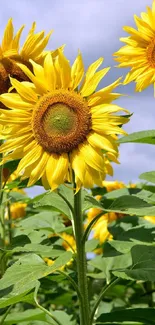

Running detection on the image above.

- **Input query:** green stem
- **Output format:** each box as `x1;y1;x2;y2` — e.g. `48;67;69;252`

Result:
7;201;12;245
58;191;74;217
57;270;82;301
73;185;90;325
90;277;119;325
34;283;63;325
0;306;12;325
83;212;104;244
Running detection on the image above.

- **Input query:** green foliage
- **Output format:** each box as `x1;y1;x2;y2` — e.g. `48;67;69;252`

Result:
96;308;155;324
139;171;155;184
2;175;155;324
118;130;155;145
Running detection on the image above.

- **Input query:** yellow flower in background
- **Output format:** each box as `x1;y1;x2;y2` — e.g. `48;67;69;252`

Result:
10;202;27;220
86;181;136;249
0;18;57;100
93;212;123;244
144;216;155;224
0;51;129;191
102;180;125;192
61;233;76;252
114;0;155;93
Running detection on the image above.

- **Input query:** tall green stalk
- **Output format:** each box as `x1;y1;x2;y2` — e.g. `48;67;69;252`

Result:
73;184;90;325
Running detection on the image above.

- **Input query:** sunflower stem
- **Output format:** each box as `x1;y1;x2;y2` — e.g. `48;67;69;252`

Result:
73;184;90;325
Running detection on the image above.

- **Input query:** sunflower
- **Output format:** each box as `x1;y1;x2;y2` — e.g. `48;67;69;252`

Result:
102;180;125;192
0;18;55;97
9;202;27;220
61;233;76;252
0;50;129;191
113;0;155;93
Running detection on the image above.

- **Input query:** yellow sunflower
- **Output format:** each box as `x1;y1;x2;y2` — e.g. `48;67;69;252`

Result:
0;50;129;191
10;202;27;220
102;180;125;192
0;18;56;97
114;0;155;92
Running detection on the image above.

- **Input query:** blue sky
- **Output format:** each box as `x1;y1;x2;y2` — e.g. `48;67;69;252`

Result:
0;0;154;196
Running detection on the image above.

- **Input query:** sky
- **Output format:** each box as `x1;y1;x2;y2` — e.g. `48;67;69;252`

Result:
0;0;154;196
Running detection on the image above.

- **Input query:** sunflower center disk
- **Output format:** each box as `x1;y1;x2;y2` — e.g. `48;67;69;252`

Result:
44;103;78;137
147;40;155;67
32;90;91;153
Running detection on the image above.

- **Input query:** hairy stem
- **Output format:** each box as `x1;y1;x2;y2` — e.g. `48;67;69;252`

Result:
73;185;90;325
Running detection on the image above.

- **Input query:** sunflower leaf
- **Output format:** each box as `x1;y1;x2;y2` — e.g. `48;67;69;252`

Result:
118;129;155;145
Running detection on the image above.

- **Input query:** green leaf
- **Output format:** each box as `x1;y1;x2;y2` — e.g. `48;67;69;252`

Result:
0;251;72;308
113;245;155;282
33;192;72;219
8;190;28;202
0;309;47;324
104;187;135;199
85;238;100;252
96;308;155;324
118;130;155;145
46;310;76;325
3;159;20;174
84;194;155;216
12;243;66;258
109;240;153;254
139;171;155;184
126;245;155;282
83;195;103;212
18;211;65;233
88;253;131;283
105;195;155;216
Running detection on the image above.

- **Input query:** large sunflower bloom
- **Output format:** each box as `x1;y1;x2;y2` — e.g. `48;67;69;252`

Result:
0;18;54;96
114;0;155;93
0;51;129;191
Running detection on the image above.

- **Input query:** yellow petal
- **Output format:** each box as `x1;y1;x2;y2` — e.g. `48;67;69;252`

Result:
79;143;104;172
0;93;33;110
87;132;117;153
29;31;53;60
70;52;84;90
85;165;103;187
12;25;25;50
0;134;33;153
2;19;13;52
16;143;42;174
44;53;56;90
81;67;110;97
41;172;50;190
29;60;48;89
17;63;47;94
28;151;50;186
70;149;86;183
91;104;129;115
10;77;38;103
46;153;69;190
58;50;71;88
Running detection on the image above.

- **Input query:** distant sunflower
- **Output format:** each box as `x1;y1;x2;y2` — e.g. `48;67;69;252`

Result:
0;51;129;191
0;18;55;98
114;0;155;93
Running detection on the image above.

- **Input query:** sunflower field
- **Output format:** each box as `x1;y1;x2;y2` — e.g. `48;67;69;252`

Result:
1;1;155;324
